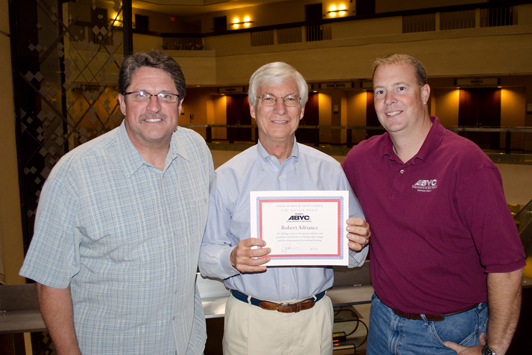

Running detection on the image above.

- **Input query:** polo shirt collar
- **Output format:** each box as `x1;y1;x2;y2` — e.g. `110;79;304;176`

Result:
115;121;181;177
381;116;444;164
381;131;395;160
414;116;445;162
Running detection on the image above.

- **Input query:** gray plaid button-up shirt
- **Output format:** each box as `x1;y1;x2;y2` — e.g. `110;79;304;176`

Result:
21;122;213;354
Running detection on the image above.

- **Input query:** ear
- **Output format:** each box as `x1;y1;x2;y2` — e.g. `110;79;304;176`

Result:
177;98;184;115
421;84;431;105
249;102;256;120
118;94;127;116
299;105;305;120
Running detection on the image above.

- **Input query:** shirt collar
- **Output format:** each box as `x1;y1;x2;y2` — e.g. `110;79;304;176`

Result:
115;121;182;177
381;116;444;163
381;131;394;160
172;128;189;162
257;137;299;162
415;116;445;162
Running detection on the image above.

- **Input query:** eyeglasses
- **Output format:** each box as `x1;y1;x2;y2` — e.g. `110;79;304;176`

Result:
125;91;180;103
257;94;301;107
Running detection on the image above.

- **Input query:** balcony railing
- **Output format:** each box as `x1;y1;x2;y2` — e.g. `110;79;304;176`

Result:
180;124;532;156
251;30;274;46
440;9;476;30
67;3;526;52
277;27;302;45
404;6;518;33
480;6;518;27
403;13;436;33
250;24;332;47
162;37;203;50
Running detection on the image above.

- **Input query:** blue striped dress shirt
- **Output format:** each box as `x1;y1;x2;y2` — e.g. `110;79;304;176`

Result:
199;139;367;302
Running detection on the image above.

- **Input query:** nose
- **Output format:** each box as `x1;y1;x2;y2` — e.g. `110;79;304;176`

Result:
146;95;162;112
272;97;287;115
384;92;396;106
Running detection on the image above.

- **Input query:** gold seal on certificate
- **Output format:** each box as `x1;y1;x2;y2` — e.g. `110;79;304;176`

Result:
250;190;350;266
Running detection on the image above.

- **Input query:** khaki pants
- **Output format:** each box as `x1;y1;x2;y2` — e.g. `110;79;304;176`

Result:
222;293;333;355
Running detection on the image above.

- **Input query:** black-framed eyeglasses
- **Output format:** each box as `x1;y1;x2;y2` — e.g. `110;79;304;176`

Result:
257;94;301;107
125;91;180;103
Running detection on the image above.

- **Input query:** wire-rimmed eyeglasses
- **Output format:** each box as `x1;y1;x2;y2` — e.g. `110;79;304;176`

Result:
125;91;180;103
256;94;301;107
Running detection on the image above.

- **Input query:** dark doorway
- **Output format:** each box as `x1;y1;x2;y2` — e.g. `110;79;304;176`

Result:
306;3;322;22
135;14;149;32
214;16;227;33
306;4;323;41
357;0;376;16
297;93;319;145
458;88;501;150
227;95;252;142
366;92;381;138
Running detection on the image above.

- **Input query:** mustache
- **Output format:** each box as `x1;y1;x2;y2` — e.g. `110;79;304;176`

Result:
139;112;168;121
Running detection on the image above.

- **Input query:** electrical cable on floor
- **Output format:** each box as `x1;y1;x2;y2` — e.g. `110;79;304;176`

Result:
333;306;369;354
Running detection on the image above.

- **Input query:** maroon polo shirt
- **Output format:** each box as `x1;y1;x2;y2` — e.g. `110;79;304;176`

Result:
343;116;525;314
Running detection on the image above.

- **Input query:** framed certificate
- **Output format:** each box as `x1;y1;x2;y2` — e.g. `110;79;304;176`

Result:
250;190;349;266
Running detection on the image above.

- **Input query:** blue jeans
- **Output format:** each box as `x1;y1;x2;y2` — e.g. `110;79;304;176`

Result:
367;293;488;355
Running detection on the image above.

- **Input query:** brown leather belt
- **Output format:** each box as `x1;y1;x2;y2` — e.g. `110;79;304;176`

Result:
258;299;316;313
392;303;480;321
231;289;325;313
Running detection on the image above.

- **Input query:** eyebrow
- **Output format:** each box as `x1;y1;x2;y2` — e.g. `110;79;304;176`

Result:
374;81;411;89
262;92;299;96
134;89;178;94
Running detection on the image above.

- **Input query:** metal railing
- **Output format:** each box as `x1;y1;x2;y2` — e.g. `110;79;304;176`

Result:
278;27;302;44
403;13;436;33
250;24;331;47
480;6;518;27
440;9;476;30
162;37;204;50
515;199;532;257
181;124;532;155
404;6;518;33
251;30;274;46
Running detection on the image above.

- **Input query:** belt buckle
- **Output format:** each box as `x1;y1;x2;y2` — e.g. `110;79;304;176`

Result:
277;302;300;313
276;302;290;312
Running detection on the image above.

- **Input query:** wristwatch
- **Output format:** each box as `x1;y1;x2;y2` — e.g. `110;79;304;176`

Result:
482;344;497;355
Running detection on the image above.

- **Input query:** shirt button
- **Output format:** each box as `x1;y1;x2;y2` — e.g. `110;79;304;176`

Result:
400;170;404;174
279;176;282;181
283;284;287;288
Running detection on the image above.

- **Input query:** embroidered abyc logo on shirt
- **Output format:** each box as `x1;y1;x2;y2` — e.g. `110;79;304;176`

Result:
412;179;438;192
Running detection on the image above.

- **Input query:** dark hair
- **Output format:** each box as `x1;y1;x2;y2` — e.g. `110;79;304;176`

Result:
372;54;427;86
118;50;186;99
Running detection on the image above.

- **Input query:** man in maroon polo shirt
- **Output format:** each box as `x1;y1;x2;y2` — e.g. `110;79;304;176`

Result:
342;54;525;355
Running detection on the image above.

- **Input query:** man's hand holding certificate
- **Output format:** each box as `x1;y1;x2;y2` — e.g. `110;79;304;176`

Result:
248;191;370;267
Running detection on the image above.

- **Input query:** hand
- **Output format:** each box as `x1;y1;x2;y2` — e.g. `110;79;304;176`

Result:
444;333;486;355
230;238;271;273
346;218;370;252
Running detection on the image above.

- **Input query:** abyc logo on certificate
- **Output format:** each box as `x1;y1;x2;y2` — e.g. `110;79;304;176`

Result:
287;213;311;222
412;179;438;192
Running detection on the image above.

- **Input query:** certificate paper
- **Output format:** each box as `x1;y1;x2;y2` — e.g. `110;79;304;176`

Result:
250;190;349;266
